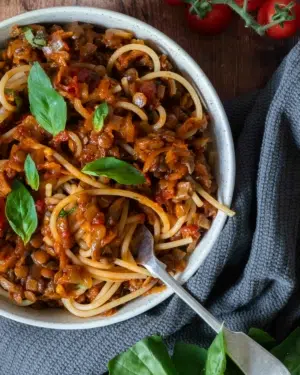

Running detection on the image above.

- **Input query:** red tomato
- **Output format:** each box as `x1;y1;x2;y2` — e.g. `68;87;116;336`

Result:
0;198;7;237
65;76;79;97
294;3;300;29
181;224;200;240
258;0;297;39
91;212;105;225
185;4;233;35
35;199;45;216
164;0;182;4
234;0;266;11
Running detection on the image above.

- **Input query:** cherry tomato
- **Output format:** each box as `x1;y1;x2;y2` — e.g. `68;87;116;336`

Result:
234;0;266;11
185;4;233;35
258;0;297;39
164;0;183;5
294;3;300;29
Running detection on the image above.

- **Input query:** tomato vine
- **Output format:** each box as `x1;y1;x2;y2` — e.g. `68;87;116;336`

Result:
184;0;296;35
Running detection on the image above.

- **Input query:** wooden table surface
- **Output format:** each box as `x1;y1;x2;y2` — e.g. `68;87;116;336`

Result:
0;0;298;100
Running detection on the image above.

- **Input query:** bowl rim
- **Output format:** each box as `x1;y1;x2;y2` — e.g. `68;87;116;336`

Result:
0;6;235;329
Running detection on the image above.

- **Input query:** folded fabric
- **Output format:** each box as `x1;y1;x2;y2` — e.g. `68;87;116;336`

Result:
1;42;300;375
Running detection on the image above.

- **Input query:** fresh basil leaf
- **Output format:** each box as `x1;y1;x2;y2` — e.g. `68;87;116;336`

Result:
224;358;243;375
248;328;276;350
24;154;39;191
29;62;52;89
82;157;146;185
59;206;77;218
271;327;300;374
173;342;207;375
23;27;35;46
108;335;177;375
93;102;109;131
33;30;47;47
28;62;67;136
5;180;38;244
205;329;226;375
23;27;46;49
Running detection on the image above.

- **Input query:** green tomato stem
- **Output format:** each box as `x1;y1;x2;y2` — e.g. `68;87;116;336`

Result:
211;0;265;34
243;0;248;14
259;18;288;32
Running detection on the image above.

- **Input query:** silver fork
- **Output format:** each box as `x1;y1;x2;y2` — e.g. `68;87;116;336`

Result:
136;225;290;375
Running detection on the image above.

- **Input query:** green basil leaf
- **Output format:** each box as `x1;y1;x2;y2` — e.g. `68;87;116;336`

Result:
173;342;207;375
5;180;38;244
33;32;47;47
28;62;67;136
93;102;109;131
23;27;35;46
29;62;52;89
205;329;226;375
23;27;46;49
24;154;39;191
224;358;243;375
248;328;276;350
108;335;177;375
82;157;146;185
59;206;77;218
271;327;300;374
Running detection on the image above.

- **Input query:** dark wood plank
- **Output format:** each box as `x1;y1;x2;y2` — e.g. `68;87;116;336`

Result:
0;0;297;99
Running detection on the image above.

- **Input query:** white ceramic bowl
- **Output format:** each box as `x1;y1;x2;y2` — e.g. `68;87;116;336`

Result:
0;6;235;329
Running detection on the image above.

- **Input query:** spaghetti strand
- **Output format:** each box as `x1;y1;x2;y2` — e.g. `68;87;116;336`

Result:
107;44;160;74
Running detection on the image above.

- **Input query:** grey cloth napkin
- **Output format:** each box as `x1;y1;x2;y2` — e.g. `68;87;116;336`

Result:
1;41;300;375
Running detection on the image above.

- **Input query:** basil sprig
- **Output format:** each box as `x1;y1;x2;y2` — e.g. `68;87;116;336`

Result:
5;180;38;244
173;342;207;375
93;102;109;132
248;328;276;350
271;327;300;374
81;157;146;185
23;27;46;49
108;327;300;375
24;154;39;191
28;62;67;136
108;336;177;375
205;329;226;375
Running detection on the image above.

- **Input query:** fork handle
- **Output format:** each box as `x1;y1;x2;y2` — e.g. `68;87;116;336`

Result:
146;260;223;333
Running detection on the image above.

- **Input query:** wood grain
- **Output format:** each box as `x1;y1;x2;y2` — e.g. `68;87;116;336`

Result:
0;0;297;99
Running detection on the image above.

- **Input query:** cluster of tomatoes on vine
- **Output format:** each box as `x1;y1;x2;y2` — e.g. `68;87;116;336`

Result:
165;0;300;38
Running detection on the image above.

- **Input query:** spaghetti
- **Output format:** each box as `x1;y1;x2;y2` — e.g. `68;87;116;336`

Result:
0;22;234;318
107;43;161;74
